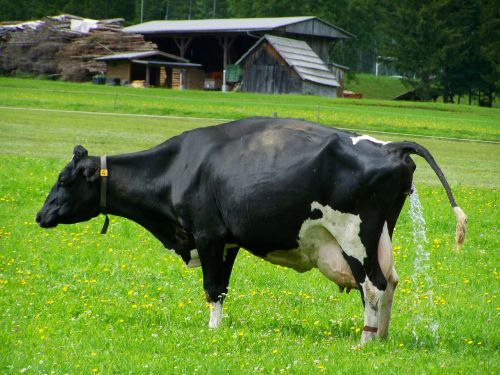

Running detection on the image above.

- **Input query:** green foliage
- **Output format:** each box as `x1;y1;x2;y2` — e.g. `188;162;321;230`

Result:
382;0;499;105
0;85;499;373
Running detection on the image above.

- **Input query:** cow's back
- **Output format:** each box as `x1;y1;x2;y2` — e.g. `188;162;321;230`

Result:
168;118;406;253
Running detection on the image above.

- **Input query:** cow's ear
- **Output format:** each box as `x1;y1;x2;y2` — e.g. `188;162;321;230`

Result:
81;160;100;182
73;145;88;162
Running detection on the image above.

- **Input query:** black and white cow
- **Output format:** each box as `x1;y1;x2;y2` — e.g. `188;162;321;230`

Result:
36;117;466;343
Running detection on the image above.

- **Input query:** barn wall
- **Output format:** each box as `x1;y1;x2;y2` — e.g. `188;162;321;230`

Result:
172;68;205;89
240;44;303;94
296;36;331;62
186;68;205;89
105;60;130;83
302;81;337;98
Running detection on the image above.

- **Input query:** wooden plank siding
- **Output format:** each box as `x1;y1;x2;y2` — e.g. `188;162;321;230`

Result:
105;60;131;83
283;19;352;40
240;44;302;94
238;36;338;97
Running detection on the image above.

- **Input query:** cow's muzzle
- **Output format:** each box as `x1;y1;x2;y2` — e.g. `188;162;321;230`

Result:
36;210;58;228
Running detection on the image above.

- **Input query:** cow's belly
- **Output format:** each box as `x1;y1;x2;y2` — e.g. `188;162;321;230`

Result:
263;202;394;290
263;233;357;290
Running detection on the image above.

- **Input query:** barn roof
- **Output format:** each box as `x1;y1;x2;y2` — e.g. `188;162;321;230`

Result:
124;16;354;40
95;50;188;62
236;34;340;88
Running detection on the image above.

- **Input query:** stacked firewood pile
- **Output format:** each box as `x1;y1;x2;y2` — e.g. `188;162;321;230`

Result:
58;30;157;81
0;14;156;81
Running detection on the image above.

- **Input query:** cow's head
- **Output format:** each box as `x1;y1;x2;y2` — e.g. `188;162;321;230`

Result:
36;146;101;228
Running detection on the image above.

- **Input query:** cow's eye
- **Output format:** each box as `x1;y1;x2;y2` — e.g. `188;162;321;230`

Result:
58;176;67;186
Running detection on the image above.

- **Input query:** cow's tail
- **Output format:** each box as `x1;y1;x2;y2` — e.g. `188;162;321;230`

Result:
389;141;467;250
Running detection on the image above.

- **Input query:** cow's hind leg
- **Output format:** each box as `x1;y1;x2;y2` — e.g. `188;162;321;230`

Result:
359;273;386;344
197;238;239;328
342;217;388;344
375;221;398;338
378;268;398;338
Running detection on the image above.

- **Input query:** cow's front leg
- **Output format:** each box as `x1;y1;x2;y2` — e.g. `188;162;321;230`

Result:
197;238;238;328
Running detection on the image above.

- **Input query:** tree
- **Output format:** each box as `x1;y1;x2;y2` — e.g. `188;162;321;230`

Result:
328;0;385;72
381;0;446;100
477;0;500;106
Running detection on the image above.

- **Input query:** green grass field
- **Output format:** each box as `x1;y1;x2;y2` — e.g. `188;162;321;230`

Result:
0;78;499;374
1;77;499;141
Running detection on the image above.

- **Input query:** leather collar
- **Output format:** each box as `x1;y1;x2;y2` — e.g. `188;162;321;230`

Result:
99;155;110;234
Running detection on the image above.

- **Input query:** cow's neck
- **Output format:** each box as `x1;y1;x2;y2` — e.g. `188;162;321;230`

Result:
102;151;188;251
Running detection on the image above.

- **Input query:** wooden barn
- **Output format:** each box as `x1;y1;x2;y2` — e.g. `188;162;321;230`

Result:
123;16;353;95
95;50;202;88
236;34;340;97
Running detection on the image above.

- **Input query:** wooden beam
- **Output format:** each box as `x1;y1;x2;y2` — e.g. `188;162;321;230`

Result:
218;36;236;70
173;37;193;58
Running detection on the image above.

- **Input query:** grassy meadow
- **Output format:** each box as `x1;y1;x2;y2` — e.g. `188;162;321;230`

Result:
0;78;499;374
0;77;499;142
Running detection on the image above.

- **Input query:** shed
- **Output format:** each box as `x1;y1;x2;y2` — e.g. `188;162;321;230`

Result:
124;17;353;92
236;35;340;97
95;50;202;88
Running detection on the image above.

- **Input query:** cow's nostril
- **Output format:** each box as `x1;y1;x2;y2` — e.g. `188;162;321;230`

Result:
36;213;42;224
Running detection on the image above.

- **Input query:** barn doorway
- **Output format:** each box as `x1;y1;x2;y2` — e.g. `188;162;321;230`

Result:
130;63;161;87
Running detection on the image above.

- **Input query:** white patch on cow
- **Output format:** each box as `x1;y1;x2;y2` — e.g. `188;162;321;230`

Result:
186;249;201;268
263;202;366;289
351;135;390;146
208;301;222;328
306;202;367;264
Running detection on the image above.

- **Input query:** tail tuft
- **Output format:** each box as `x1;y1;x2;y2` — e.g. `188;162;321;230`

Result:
453;206;467;251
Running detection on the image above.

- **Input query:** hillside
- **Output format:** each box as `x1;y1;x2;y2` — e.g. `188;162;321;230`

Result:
344;73;408;100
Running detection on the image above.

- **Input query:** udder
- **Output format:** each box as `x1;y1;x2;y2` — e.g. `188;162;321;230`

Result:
316;239;358;290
